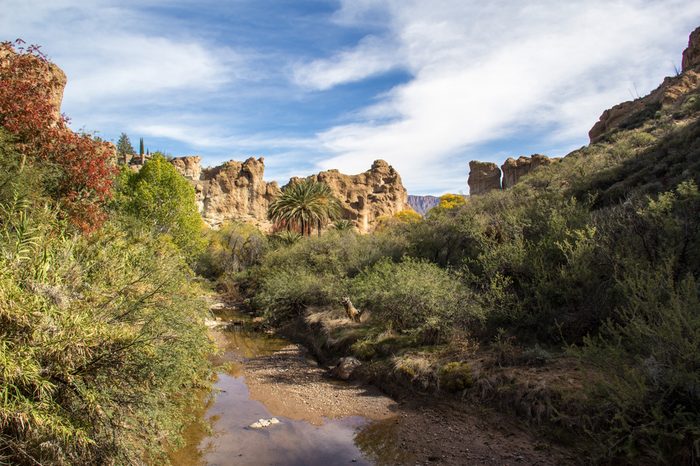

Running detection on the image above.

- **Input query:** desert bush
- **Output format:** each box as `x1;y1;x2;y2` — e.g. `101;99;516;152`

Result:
351;258;481;343
0;204;211;465
577;269;700;463
252;267;347;323
258;229;407;279
197;221;267;279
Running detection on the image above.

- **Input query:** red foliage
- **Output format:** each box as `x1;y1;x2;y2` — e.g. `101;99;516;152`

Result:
0;40;116;232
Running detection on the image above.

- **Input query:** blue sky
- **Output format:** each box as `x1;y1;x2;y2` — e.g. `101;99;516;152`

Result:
2;0;699;194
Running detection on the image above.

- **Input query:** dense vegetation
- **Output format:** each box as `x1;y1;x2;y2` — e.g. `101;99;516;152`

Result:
218;87;700;463
0;43;211;465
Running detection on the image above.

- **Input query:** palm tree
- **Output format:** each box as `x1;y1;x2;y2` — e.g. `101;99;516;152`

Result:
268;179;341;236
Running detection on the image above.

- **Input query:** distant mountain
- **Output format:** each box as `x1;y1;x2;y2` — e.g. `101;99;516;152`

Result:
407;195;440;215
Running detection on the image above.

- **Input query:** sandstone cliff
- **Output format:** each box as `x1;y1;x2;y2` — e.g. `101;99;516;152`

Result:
171;156;280;229
468;154;555;195
589;26;700;142
468;161;501;195
172;157;409;232
170;155;202;181
289;160;409;233
501;154;553;189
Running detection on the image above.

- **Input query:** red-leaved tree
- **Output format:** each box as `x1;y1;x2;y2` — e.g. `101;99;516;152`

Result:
0;40;116;232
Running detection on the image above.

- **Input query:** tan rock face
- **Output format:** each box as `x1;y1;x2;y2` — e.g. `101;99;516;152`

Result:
589;26;700;142
683;26;700;72
170;155;202;180
0;46;67;121
296;159;409;233
501;154;552;189
172;157;408;232
468;161;501;195
171;156;280;230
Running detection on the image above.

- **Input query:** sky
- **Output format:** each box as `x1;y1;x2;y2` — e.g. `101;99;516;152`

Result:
2;0;699;194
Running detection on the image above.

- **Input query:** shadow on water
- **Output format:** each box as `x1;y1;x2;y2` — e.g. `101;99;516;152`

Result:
168;307;412;466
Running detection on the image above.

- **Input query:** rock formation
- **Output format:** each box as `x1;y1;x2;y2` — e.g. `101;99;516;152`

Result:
0;45;67;121
682;26;700;72
170;155;202;181
501;154;552;189
589;26;700;142
171;156;280;229
291;160;409;233
407;195;440;215
468;161;501;195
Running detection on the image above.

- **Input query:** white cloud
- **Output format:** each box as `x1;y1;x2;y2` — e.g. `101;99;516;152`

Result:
0;0;238;117
293;35;403;90
296;0;700;193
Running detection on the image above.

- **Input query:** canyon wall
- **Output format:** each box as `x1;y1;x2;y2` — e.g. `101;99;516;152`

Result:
407;195;440;215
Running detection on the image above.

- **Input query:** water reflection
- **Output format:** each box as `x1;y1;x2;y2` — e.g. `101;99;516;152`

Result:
169;309;383;466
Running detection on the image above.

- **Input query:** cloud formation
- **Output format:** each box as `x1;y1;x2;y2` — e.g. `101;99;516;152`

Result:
3;1;700;193
294;0;700;192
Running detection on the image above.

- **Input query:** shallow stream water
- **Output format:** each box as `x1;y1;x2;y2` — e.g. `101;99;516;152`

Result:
168;308;409;466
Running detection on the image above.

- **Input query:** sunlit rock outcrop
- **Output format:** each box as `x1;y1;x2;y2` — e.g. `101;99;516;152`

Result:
589;26;700;142
501;154;553;189
467;161;501;195
288;159;409;233
171;156;280;230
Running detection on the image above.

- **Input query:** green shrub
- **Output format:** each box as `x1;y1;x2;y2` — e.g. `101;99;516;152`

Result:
197;221;268;279
0;138;212;465
115;153;206;262
252;267;347;323
0;213;212;464
438;362;473;392
351;258;481;343
577;269;700;463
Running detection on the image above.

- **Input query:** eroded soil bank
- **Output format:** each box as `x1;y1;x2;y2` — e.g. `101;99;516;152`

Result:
169;303;572;465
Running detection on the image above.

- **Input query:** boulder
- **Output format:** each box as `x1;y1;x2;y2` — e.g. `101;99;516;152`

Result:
468;161;501;195
501;154;552;189
248;418;280;429
330;357;362;380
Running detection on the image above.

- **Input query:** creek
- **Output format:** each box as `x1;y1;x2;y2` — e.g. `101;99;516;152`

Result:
167;305;411;466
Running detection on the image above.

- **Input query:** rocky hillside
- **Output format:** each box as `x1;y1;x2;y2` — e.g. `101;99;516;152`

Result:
407;195;440;215
588;27;700;143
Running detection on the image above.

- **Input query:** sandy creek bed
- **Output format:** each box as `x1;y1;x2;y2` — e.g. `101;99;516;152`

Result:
168;305;569;466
